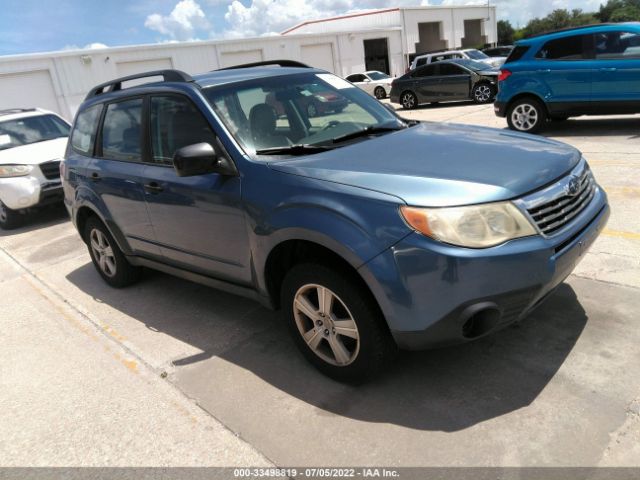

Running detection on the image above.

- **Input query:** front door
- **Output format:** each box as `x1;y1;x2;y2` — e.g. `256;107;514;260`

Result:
436;63;472;100
142;94;250;284
591;30;640;109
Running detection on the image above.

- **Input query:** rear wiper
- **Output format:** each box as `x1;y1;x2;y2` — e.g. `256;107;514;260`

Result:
331;125;406;144
255;144;335;156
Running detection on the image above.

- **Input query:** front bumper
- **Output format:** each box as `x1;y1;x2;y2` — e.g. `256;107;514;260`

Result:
361;188;609;350
0;176;63;210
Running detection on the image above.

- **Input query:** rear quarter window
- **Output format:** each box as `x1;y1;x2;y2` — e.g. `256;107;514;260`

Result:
70;105;102;155
504;46;530;64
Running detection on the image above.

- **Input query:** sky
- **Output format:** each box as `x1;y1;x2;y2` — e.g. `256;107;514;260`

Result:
0;0;607;56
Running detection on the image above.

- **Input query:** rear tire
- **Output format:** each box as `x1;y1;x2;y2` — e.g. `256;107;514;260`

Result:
374;86;386;100
507;97;547;133
0;200;22;230
84;216;141;288
400;91;418;110
281;263;396;383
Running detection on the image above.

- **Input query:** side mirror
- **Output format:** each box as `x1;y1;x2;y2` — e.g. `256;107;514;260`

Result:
172;142;237;177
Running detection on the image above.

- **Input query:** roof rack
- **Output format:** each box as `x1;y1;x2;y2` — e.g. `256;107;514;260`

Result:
525;23;619;39
0;108;37;116
85;69;194;99
217;60;311;71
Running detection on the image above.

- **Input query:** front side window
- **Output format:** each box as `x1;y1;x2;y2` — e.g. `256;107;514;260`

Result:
150;96;217;165
595;31;640;60
71;105;101;155
0;114;69;152
101;98;143;162
204;72;403;156
536;35;588;60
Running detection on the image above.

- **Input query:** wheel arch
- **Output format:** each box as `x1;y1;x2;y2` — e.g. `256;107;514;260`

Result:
505;92;549;116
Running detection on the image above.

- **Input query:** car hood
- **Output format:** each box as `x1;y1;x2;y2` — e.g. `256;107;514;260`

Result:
269;123;581;207
0;137;68;165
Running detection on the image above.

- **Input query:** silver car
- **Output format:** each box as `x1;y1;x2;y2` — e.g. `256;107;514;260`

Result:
345;71;393;99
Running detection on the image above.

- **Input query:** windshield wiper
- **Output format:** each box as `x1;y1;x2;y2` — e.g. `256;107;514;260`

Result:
331;125;406;144
254;144;336;156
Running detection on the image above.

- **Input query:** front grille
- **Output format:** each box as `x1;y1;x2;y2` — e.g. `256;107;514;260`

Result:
527;168;595;236
39;160;61;180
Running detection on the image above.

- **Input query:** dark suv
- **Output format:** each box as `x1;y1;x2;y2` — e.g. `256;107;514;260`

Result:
63;61;609;382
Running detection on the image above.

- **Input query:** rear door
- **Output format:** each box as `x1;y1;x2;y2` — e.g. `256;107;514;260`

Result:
141;94;250;284
534;34;593;113
592;30;640;108
88;97;160;256
412;64;440;102
436;63;472;99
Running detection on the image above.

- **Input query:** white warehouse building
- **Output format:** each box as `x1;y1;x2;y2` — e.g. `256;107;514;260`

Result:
0;5;497;120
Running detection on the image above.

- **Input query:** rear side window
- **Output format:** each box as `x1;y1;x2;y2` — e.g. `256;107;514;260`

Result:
439;64;465;75
100;98;143;162
149;96;217;165
595;31;640;60
71;105;101;155
505;46;529;63
413;65;438;77
536;35;589;60
416;57;427;67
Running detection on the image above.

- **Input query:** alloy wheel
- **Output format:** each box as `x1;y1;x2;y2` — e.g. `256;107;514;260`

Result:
511;103;539;131
90;228;117;278
401;92;416;109
293;284;360;366
474;84;492;103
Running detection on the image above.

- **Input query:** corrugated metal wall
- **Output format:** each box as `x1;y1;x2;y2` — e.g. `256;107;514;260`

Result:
0;29;404;120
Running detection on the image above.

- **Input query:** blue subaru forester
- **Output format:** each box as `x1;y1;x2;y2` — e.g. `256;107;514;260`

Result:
63;61;610;382
495;23;640;133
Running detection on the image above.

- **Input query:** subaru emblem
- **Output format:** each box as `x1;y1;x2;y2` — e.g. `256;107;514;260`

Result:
566;176;581;196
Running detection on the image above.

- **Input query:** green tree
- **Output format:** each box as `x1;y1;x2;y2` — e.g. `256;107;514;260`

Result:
597;0;640;21
498;20;515;45
519;9;598;38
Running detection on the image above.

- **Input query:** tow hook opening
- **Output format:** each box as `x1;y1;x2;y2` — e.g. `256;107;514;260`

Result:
461;304;501;339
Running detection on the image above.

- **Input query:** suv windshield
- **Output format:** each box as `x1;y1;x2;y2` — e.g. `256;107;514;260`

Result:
0;114;70;151
367;71;390;80
465;49;490;60
203;72;404;157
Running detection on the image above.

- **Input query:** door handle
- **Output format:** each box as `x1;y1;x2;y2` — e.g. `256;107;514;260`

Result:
89;172;101;182
599;67;617;72
144;182;164;193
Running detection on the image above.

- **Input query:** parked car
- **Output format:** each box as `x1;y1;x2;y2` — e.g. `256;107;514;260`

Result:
391;59;498;109
345;71;393;99
267;82;348;118
495;23;640;133
0;108;71;229
63;61;609;382
482;45;514;57
410;49;506;70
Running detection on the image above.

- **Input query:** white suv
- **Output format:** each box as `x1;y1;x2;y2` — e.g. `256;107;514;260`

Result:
410;49;506;70
0;108;70;229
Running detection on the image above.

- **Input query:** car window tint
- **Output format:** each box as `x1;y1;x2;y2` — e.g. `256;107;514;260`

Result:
414;65;438;77
101;98;143;162
416;58;427;67
536;35;588;60
71;105;101;155
595;31;640;60
505;45;529;63
439;64;465;75
150;96;217;166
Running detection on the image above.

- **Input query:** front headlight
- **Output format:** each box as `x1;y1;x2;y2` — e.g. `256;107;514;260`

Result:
400;202;537;248
0;164;33;178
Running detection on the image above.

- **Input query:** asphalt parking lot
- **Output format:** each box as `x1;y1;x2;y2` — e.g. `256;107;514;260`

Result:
1;102;639;467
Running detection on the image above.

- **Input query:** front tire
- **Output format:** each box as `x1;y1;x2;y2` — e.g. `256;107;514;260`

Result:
507;97;547;133
472;83;495;104
84;217;141;288
281;263;396;383
0;200;22;230
374;86;386;99
400;91;418;110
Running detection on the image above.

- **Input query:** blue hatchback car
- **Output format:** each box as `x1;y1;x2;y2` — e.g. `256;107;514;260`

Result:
495;23;640;133
63;61;609;382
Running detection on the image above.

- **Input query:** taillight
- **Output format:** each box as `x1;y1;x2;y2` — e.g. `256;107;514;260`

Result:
498;69;512;82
